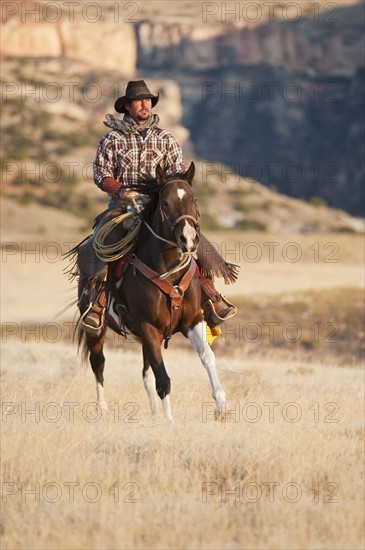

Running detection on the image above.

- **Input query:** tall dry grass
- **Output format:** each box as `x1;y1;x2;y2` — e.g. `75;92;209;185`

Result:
1;341;363;550
1;224;364;548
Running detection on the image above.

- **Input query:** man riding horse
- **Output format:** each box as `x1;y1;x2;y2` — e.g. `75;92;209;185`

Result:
81;80;238;336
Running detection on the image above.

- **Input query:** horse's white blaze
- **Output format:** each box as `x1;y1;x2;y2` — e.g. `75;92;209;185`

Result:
188;322;226;410
182;220;196;252
96;382;108;410
177;188;186;201
143;368;160;416
162;395;173;421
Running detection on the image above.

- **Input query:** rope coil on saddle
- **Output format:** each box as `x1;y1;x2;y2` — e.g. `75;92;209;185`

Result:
93;212;142;262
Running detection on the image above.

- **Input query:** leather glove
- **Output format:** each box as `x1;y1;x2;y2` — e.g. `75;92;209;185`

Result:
100;177;121;195
119;187;139;201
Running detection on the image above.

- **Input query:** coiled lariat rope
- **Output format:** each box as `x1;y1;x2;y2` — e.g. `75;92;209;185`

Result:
93;212;142;262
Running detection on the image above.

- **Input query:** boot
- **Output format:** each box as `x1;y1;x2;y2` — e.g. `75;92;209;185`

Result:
81;282;107;336
199;275;237;329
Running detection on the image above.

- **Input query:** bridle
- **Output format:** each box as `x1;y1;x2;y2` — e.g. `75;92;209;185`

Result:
144;178;200;245
142;178;200;278
158;179;200;233
169;214;200;233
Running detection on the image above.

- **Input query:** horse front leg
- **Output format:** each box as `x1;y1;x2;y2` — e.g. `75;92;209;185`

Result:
141;324;173;421
142;347;161;417
187;321;227;418
86;331;108;410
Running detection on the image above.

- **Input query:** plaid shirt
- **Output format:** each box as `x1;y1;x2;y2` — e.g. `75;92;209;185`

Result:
93;125;185;195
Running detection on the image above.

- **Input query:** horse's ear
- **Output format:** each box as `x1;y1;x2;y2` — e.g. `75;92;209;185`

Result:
185;161;195;186
155;164;164;183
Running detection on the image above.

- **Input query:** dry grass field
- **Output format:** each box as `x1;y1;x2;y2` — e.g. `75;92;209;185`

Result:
1;200;364;549
1;344;364;550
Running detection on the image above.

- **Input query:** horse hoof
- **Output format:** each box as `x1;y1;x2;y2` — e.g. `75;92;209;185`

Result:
151;412;162;423
214;409;227;422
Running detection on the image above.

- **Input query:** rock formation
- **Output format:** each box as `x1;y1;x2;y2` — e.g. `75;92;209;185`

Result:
1;0;364;214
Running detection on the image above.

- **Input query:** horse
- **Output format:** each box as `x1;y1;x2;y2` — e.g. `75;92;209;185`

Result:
75;162;227;421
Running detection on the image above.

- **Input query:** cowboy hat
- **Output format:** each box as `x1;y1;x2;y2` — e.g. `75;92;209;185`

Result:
114;80;159;113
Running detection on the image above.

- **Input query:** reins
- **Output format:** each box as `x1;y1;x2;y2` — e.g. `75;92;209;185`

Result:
142;219;177;249
93;177;200;279
93;213;196;279
142;216;198;279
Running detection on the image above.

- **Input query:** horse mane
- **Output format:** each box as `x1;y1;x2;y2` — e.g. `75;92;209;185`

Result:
129;169;193;227
130;169;192;196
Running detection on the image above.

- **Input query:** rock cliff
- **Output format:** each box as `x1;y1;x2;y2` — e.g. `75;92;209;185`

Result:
1;0;364;215
2;1;362;77
1;2;137;74
136;13;364;77
134;3;364;215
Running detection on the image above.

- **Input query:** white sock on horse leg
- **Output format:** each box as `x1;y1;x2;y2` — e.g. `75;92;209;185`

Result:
96;381;108;410
143;368;160;416
188;322;226;410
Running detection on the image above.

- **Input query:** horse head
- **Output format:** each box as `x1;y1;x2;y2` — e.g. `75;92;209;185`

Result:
156;162;200;255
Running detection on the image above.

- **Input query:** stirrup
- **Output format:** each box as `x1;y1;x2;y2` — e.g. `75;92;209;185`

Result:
206;295;237;326
80;303;106;337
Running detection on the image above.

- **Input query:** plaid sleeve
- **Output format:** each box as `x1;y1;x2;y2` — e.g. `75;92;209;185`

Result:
93;133;119;189
164;135;185;175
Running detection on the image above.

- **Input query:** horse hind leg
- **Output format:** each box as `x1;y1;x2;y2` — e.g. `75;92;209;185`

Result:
142;326;173;421
86;331;108;410
187;321;227;419
142;348;160;417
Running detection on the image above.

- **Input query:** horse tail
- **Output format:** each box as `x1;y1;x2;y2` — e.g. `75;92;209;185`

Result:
76;317;107;365
77;322;89;365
